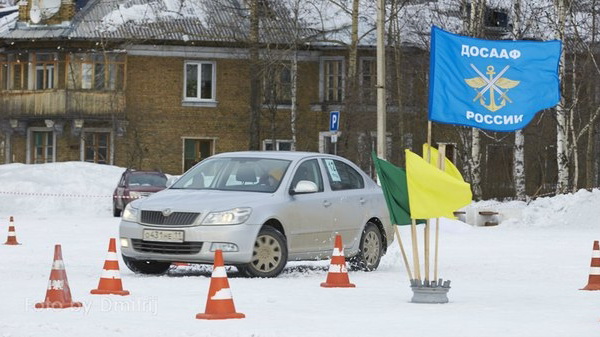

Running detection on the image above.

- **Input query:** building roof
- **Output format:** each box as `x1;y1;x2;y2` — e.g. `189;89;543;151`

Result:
2;0;326;45
2;0;591;49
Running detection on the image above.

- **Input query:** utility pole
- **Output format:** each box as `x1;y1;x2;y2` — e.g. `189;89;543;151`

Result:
376;0;386;159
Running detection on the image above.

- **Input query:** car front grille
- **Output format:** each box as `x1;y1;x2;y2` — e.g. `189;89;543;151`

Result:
141;210;200;226
131;239;203;255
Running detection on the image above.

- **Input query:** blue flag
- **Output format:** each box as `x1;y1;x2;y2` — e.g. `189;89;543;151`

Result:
428;26;561;132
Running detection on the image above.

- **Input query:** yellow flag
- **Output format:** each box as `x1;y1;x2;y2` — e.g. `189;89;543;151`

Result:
422;143;464;182
406;149;472;219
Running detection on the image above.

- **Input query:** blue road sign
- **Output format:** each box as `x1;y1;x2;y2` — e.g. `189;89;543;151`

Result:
329;111;340;132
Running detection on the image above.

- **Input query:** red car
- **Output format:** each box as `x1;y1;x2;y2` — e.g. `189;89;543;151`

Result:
113;169;168;217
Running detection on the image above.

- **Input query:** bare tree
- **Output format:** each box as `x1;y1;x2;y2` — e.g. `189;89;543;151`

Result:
512;0;526;200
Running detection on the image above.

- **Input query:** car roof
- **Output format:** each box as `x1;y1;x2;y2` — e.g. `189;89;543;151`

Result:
126;170;166;176
210;151;340;161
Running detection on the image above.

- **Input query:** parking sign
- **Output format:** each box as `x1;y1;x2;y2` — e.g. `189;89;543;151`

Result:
329;111;339;132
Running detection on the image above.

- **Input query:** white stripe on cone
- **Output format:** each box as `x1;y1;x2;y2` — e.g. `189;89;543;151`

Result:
211;288;233;300
8;231;15;236
592;251;600;258
212;266;227;278
332;248;344;256
328;264;348;273
105;252;119;261
47;279;65;290
589;267;600;275
100;269;122;279
52;260;65;270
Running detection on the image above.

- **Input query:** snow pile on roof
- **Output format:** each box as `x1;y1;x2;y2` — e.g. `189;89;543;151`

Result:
99;0;208;33
0;8;17;35
0;162;124;215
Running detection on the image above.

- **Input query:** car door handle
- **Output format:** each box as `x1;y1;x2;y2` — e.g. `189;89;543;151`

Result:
359;198;366;205
323;200;332;208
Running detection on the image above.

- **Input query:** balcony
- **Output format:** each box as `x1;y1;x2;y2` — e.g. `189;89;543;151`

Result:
0;90;126;118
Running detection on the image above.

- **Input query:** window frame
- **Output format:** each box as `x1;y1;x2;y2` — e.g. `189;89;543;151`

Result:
319;57;345;103
34;53;57;90
26;127;56;164
359;57;376;104
80;128;114;165
183;60;217;104
181;137;217;173
262;63;292;106
67;53;126;91
262;139;293;151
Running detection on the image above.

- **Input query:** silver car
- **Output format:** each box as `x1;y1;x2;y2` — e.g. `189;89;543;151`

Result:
119;151;393;277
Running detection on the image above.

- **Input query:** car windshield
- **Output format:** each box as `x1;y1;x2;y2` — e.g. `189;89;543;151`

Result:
128;174;167;187
171;157;291;193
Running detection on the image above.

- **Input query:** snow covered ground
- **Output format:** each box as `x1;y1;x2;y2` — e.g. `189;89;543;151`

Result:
0;162;599;337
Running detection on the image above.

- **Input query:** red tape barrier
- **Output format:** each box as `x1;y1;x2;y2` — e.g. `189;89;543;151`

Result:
0;191;141;199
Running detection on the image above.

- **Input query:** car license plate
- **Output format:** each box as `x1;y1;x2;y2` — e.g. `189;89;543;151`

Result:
143;230;184;243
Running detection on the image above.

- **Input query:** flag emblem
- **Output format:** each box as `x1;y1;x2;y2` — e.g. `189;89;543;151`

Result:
465;64;520;112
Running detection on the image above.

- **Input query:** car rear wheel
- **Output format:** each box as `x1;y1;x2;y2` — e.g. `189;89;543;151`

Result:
122;255;171;275
349;222;383;271
238;226;288;278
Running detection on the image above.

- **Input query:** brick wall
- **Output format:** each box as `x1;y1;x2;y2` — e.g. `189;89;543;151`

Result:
118;54;326;174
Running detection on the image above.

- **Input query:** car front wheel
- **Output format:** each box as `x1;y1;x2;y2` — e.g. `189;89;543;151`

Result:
238;226;288;278
113;202;121;217
122;255;171;275
349;222;383;271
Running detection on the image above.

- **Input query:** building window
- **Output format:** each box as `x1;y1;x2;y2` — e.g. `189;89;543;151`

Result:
29;129;54;164
184;61;216;101
67;53;126;90
319;131;341;155
34;54;57;90
83;131;111;164
0;54;28;90
321;58;344;103
263;139;292;151
485;8;509;28
263;65;291;105
360;58;376;103
183;138;215;172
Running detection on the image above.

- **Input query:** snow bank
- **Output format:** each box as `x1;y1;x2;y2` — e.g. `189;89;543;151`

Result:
0;162;124;216
500;189;600;229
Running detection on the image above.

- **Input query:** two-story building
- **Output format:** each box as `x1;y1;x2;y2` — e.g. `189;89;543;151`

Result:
0;0;394;174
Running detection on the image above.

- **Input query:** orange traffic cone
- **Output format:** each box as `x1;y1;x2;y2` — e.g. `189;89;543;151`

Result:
581;240;600;290
196;250;245;320
4;216;20;245
35;245;83;309
91;238;130;296
321;234;355;288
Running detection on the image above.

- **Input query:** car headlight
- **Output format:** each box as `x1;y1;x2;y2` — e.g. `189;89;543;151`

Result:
202;208;252;225
122;203;139;222
129;191;142;199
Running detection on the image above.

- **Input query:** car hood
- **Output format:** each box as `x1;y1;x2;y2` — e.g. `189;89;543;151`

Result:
128;186;165;193
133;188;275;212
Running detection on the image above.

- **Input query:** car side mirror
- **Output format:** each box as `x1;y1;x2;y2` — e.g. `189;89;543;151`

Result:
291;180;318;194
166;176;179;188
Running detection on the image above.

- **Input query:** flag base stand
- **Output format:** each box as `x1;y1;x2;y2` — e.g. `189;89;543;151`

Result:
410;279;451;304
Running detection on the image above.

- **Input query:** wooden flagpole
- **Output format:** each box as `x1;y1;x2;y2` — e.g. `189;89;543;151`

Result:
394;226;413;281
434;143;447;281
424;121;433;282
411;219;421;281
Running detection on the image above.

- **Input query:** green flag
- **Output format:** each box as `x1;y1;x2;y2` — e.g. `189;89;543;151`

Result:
372;152;413;226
